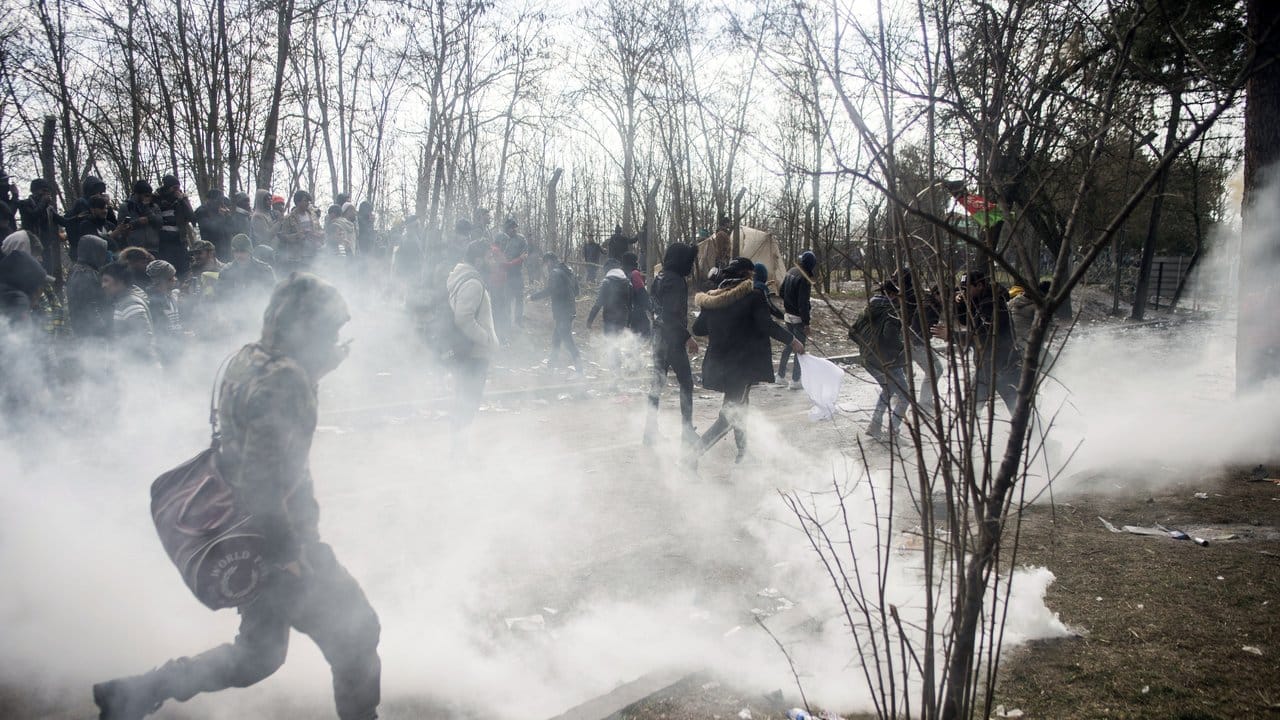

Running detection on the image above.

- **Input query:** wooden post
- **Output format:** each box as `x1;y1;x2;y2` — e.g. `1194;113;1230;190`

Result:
643;180;661;274
546;168;563;257
731;187;746;258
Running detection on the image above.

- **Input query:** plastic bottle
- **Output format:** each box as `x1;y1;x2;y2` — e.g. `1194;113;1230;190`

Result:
787;709;812;720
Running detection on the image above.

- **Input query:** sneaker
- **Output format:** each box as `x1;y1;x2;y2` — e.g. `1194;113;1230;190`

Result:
681;426;700;447
94;678;164;720
775;373;787;385
788;379;803;391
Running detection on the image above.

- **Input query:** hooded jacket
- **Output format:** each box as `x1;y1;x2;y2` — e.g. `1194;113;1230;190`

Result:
692;278;795;392
628;269;651;336
850;293;905;370
780;266;814;326
447;262;499;358
650;243;696;345
66;235;111;338
216;274;349;564
0;248;47;322
121;196;163;251
955;284;1018;371
587;268;631;330
530;261;578;317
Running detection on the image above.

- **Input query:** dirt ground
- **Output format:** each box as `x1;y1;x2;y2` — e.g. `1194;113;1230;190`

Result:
620;469;1280;720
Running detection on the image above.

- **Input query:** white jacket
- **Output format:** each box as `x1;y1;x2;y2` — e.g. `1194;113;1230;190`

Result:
447;262;499;357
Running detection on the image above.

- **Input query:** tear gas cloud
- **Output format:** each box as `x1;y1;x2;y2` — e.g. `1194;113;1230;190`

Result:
0;178;1270;718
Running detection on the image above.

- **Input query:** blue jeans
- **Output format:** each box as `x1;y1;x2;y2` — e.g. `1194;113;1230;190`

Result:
777;323;806;380
867;364;910;433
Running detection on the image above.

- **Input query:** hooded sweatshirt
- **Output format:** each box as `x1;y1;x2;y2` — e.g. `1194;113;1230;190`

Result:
587;267;631;330
447;262;499;358
650;242;696;345
66;235;112;338
0;248;48;322
112;285;159;364
216;273;349;563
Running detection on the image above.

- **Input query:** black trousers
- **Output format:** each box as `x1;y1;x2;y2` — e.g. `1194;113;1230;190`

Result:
140;542;380;719
453;356;490;429
549;312;580;366
972;362;1019;415
648;337;694;428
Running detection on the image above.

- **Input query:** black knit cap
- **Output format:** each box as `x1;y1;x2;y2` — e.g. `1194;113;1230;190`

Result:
722;256;756;279
133;180;154;196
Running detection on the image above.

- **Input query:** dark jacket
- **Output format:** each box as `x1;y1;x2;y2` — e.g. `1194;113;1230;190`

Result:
0;249;47;324
956;285;1018;371
531;261;578;317
692;278;794;392
628;270;651;336
66;235;112;338
587;268;631;330
583;240;604;265
780;267;813;325
606;231;636;260
155;187;195;245
218;257;277;300
121;196;163;251
650;241;696;345
850;294;905;370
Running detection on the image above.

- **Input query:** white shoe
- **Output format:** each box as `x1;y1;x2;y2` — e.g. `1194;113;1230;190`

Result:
789;379;803;391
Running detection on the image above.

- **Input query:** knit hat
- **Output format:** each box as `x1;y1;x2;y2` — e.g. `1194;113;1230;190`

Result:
231;233;252;252
191;239;215;252
145;260;176;280
161;174;180;189
133;180;154;196
29;178;52;194
799;251;818;273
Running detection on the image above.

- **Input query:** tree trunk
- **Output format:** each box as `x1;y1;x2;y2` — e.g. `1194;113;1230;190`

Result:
255;0;295;192
1238;0;1280;390
1131;87;1182;321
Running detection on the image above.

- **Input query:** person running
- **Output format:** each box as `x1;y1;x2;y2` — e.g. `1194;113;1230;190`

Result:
644;242;699;448
530;252;582;375
778;250;817;389
92;273;381;720
850;281;910;440
688;257;803;466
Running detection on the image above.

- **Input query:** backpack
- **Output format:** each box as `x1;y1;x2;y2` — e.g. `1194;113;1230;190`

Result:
151;358;266;610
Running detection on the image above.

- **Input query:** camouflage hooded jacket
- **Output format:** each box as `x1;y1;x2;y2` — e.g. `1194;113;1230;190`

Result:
215;274;347;563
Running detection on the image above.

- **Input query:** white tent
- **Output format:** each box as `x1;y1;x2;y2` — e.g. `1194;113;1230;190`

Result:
694;226;789;289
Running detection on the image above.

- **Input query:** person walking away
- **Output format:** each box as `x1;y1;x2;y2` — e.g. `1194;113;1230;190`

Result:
850;281;910;440
530;252;582;375
100;261;159;367
778;251;817;388
644;242;699;447
66;234;112;340
931;268;1020;414
145;260;185;367
586;265;632;382
92;273;381;720
753;262;784;319
156;175;195;279
447;241;500;446
622;252;651;338
688;257;803;466
892;267;943;416
582;237;604;285
496;217;528;328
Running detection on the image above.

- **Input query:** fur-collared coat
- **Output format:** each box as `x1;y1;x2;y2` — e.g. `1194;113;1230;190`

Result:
692;278;796;392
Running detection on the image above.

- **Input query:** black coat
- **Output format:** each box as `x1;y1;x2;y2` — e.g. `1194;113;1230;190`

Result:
780;267;813;325
693;279;794;392
650;270;690;345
